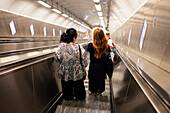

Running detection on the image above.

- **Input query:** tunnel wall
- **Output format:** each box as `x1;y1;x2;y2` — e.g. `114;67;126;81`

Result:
0;56;61;113
0;0;89;33
111;0;170;73
110;0;170;107
111;61;156;113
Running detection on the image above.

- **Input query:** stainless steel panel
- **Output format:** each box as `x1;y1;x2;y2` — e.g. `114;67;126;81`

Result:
111;0;170;106
129;24;142;51
0;66;35;113
0;11;17;37
0;57;62;113
156;0;170;72
160;38;170;72
112;61;156;113
15;16;33;37
32;59;60;113
112;62;131;99
0;10;88;55
0;11;9;36
142;26;168;66
111;0;170;72
0;41;58;53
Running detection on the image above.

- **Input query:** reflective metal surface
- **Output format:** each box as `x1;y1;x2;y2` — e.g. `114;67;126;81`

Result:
112;61;157;113
32;59;60;113
0;57;61;113
0;66;35;113
111;0;170;108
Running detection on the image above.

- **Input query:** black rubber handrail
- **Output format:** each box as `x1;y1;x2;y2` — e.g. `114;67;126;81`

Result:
110;79;116;113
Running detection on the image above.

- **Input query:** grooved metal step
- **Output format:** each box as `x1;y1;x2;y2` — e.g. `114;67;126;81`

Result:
55;105;111;113
55;79;111;113
61;99;110;110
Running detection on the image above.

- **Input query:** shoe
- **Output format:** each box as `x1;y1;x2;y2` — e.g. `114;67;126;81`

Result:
89;92;97;96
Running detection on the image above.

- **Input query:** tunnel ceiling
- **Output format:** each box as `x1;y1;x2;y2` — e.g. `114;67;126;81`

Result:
55;0;148;34
0;0;148;34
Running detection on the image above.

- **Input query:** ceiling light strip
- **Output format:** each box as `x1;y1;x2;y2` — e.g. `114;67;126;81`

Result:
52;9;61;14
95;4;102;11
37;0;51;8
37;0;91;30
93;0;100;3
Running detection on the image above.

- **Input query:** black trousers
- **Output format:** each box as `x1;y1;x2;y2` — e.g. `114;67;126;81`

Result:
61;79;86;101
89;78;105;94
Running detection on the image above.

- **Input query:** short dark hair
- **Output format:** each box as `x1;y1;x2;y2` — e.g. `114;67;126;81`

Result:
61;28;77;43
60;33;67;43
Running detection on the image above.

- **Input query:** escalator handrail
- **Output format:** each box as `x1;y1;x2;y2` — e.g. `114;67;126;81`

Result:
116;48;169;113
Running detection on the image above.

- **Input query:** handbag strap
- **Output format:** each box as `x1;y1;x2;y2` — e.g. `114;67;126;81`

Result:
79;45;84;69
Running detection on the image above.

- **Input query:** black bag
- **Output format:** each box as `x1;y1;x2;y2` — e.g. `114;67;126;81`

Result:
79;45;87;80
105;50;114;79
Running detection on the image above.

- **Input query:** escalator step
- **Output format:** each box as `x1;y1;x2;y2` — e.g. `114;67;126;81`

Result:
61;99;110;110
55;105;110;113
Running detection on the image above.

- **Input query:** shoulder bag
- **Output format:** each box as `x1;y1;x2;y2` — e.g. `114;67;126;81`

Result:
105;47;114;79
79;45;87;80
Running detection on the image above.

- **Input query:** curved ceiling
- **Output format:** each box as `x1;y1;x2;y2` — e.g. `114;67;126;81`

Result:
54;0;148;34
0;0;148;34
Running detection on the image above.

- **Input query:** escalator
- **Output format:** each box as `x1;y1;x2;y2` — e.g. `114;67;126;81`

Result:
55;79;111;113
51;48;169;113
0;39;169;113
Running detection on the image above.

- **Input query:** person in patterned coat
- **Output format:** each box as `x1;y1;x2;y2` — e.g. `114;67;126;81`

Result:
54;28;88;101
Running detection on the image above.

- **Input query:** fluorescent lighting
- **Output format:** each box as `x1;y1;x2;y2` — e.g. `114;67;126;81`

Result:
84;16;88;20
95;4;101;11
43;27;46;36
99;17;103;20
97;12;103;16
9;21;16;35
101;20;104;23
74;20;78;23
69;17;74;20
93;0;100;3
30;24;34;36
37;0;51;8
53;28;55;36
52;9;61;14
101;22;105;26
60;30;62;36
62;14;69;18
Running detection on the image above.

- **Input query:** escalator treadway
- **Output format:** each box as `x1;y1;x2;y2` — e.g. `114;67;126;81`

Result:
55;79;111;113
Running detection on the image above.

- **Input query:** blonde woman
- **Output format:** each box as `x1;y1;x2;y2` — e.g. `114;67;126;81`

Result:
87;28;113;95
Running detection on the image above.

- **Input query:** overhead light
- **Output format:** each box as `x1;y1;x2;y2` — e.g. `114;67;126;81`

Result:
69;17;74;20
37;0;51;8
84;16;88;20
77;22;81;25
95;4;101;11
97;12;103;16
99;17;103;20
93;0;100;3
101;21;104;23
74;20;78;23
52;9;61;14
62;13;69;18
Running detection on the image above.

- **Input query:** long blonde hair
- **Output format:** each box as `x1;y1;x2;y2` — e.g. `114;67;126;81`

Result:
93;28;108;59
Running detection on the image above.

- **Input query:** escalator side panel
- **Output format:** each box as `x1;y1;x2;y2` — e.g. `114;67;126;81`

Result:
111;62;156;113
0;58;61;113
0;66;35;113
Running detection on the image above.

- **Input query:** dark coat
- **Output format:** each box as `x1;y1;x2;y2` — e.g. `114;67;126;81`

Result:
87;43;113;93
